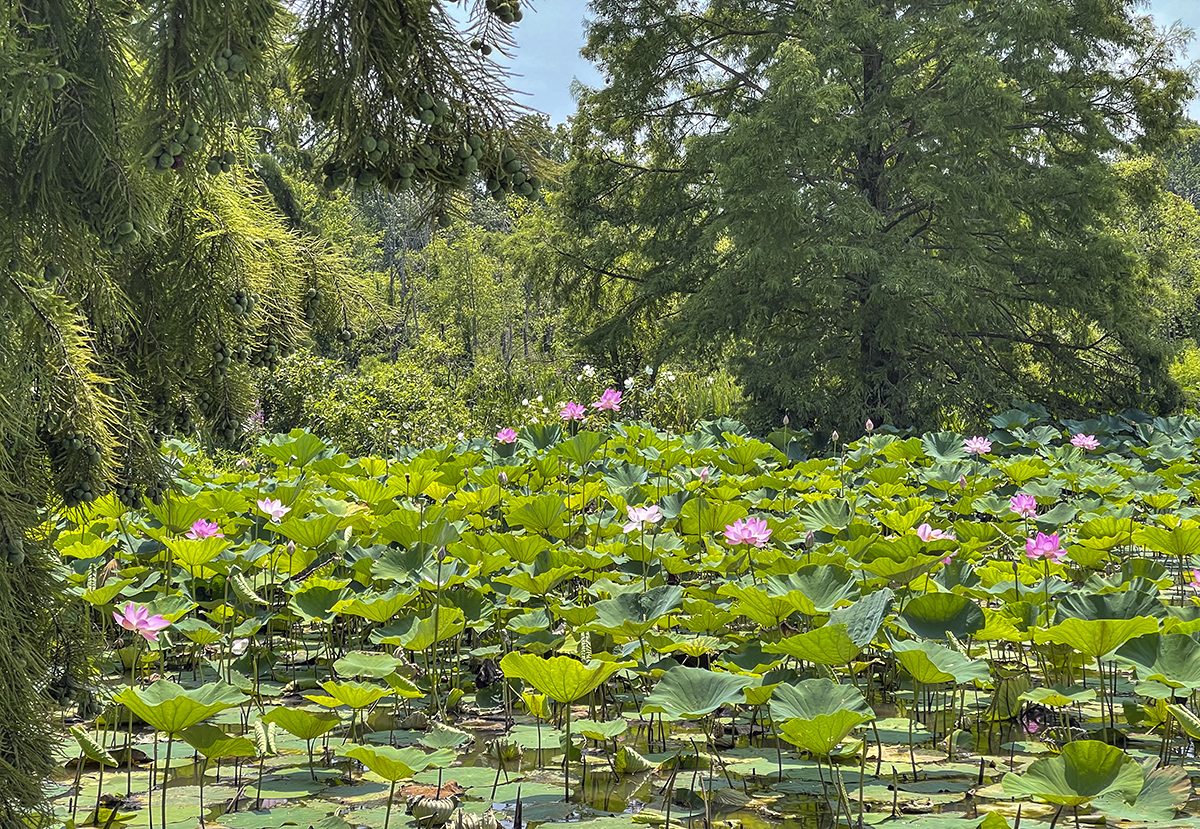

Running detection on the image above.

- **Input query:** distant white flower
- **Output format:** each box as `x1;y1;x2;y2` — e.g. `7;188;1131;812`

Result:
624;377;634;389
666;371;676;382
644;365;654;376
582;364;596;378
457;431;465;440
522;398;529;406
536;394;543;403
231;638;250;656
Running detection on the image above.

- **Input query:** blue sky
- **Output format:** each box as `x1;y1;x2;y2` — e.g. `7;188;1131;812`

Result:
503;0;1200;123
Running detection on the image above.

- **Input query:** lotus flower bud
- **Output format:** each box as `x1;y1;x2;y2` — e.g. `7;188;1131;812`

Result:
865;419;874;432
783;414;790;427
236;457;252;470
805;530;815;550
699;467;711;484
831;430;839;444
959;475;968;490
498;471;508;485
286;539;296;556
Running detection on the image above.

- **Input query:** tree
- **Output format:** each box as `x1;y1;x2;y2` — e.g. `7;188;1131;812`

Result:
1163;121;1200;209
0;0;540;819
555;0;1195;432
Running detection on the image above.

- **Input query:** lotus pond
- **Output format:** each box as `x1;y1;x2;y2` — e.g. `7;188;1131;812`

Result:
44;411;1200;829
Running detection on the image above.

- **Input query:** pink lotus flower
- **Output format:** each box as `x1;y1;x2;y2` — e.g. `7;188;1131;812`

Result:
865;419;874;432
1010;494;1037;519
724;517;772;548
964;436;992;455
916;523;955;542
496;427;518;444
592;388;622;412
257;498;291;524
186;519;224;540
1071;433;1100;451
623;504;663;534
113;603;170;643
941;550;957;566
699;467;711;484
1189;569;1200;590
958;475;968;490
560;402;586;421
1026;532;1066;563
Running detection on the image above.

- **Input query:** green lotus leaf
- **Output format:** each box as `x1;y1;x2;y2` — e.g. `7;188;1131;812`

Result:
1056;587;1167;622
260;707;341;741
1033;616;1158;660
260;430;330;466
590;585;684;638
171;617;223;646
1114;633;1200;689
555;431;606;466
113;679;244;735
505;493;568;536
396;607;466;651
771;678;873;721
770;681;873;757
383;673;424;699
1133;523;1200;558
798;498;852;532
180;723;257;760
829;588;894;646
338;743;423;782
897;593;986;640
762;624;861;666
81;579;135;607
306;680;390;710
499;653;631;704
678;497;749;537
334;651;404;679
1094;762;1192;823
573;718;628;741
332;589;417;623
289;584;349;623
164;536;228;571
767;565;858;615
69;726;118;768
890;639;990;685
640;665;755;720
1001;740;1143;806
1020;685;1096;708
494;565;581;596
275;513;342;549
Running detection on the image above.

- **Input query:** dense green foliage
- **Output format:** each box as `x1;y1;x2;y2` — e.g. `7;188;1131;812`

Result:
0;0;544;819
553;0;1196;432
48;413;1200;827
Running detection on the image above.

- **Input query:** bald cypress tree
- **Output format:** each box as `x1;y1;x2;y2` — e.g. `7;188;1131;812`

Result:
0;0;539;818
556;0;1195;432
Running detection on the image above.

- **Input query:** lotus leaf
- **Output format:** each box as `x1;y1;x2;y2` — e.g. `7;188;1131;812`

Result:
499;653;630;703
1115;633;1200;689
590;585;684;638
763;624;861;665
1033;616;1159;660
898;592;986;640
180;723;257;759
1001;740;1143;806
640;665;755;720
113;679;244;735
260;707;341;741
890;639;989;685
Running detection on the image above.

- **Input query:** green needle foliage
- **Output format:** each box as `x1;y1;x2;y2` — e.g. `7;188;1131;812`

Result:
553;0;1195;432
